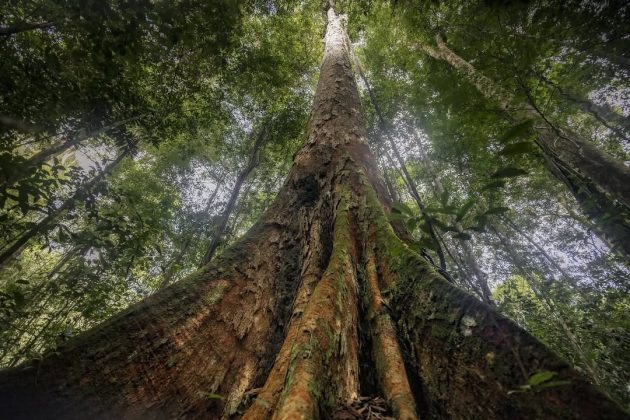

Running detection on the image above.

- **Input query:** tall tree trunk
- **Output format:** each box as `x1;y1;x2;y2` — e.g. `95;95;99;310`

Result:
529;70;630;143
0;150;129;269
538;142;630;257
419;34;630;259
198;121;270;267
0;9;624;420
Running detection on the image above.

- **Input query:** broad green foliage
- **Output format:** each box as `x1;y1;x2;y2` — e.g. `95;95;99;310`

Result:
356;0;629;405
496;275;629;405
0;0;320;366
1;0;628;408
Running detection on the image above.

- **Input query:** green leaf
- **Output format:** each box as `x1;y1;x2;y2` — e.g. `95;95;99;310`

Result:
484;206;510;215
482;180;506;191
425;206;457;215
498;141;537;156
456;198;476;221
13;290;25;306
498;120;534;144
392;202;414;216
475;214;488;226
507;385;530;395
528;371;556;386
18;189;30;215
538;380;572;389
388;212;407;221
509;371;570;395
415;237;438;252
431;218;459;232
491;167;528;179
199;392;224;400
58;229;70;242
419;221;432;234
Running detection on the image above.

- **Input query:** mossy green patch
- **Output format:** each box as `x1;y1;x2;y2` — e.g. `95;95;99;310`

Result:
202;282;229;307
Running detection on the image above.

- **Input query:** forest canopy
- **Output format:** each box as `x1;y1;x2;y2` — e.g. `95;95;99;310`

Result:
0;0;628;417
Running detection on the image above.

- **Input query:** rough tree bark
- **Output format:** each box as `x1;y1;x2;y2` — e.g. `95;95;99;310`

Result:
0;9;625;420
419;34;630;260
